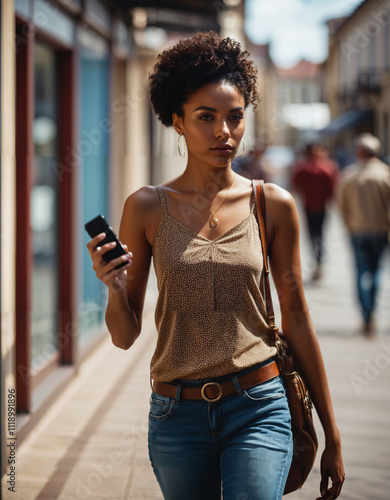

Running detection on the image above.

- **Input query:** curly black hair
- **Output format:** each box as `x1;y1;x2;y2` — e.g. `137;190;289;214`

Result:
149;31;259;127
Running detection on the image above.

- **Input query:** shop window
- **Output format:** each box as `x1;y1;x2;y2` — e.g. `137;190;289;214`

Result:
33;0;75;47
31;42;59;370
15;0;30;18
78;29;110;341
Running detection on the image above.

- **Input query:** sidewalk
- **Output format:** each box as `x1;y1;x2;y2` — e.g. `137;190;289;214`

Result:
3;205;390;500
4;310;161;500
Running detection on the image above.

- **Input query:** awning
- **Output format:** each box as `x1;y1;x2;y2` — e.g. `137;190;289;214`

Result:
114;1;220;32
320;109;373;135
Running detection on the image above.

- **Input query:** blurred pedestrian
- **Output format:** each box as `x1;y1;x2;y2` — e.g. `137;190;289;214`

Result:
291;143;339;281
337;133;390;337
87;32;344;500
232;142;272;181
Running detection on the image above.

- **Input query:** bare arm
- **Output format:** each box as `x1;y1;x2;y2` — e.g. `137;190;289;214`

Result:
265;183;345;500
87;187;155;350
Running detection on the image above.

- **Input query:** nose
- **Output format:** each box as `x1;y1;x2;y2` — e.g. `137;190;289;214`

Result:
215;119;230;139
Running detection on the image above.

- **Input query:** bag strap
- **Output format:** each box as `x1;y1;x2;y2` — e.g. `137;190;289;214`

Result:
253;180;276;330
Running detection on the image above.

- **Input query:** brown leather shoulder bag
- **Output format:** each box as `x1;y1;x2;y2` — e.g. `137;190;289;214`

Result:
253;179;318;494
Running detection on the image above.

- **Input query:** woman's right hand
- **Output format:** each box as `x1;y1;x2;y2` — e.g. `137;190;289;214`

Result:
86;232;133;294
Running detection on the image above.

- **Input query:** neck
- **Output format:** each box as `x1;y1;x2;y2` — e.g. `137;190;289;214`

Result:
181;166;237;228
183;165;235;193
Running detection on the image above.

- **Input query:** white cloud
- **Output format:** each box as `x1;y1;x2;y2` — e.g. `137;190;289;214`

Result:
270;24;329;67
245;0;363;67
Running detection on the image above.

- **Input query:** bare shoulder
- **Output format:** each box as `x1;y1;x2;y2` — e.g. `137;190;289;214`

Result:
120;185;163;246
123;185;160;216
263;183;299;242
121;186;160;233
264;182;296;214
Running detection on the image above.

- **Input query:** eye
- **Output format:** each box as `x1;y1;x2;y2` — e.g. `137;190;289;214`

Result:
199;114;213;121
230;114;244;122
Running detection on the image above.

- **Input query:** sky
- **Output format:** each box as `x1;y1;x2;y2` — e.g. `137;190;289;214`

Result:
245;0;364;68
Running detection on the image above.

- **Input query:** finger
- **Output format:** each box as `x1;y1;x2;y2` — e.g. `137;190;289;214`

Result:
109;260;133;280
97;259;132;284
87;232;106;253
94;243;130;265
320;475;328;498
97;241;118;255
316;489;332;500
97;242;132;259
122;245;133;259
97;253;132;277
93;245;120;271
92;243;113;269
108;252;133;270
317;481;342;500
331;477;344;499
329;467;345;500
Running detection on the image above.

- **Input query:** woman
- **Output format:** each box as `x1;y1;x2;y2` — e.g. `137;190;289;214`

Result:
87;32;344;500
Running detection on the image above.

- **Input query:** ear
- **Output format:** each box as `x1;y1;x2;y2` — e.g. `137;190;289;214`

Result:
172;113;184;135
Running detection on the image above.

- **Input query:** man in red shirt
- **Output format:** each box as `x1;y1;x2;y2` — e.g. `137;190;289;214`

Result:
292;143;339;281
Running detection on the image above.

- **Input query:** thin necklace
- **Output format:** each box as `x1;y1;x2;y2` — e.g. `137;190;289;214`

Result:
182;174;236;228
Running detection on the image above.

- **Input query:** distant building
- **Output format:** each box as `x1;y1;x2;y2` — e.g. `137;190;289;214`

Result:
275;59;330;147
277;60;325;106
245;41;279;148
323;0;390;166
243;46;331;150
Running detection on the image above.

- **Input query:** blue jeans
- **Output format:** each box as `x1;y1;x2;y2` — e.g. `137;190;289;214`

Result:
351;234;388;325
148;361;293;500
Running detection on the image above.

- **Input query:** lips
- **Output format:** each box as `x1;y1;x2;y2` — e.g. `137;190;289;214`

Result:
211;144;233;152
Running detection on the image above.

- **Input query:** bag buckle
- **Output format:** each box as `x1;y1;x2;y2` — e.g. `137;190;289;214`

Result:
303;391;313;414
201;382;223;402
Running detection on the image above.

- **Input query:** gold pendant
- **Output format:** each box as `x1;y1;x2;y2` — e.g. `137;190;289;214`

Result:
210;216;218;228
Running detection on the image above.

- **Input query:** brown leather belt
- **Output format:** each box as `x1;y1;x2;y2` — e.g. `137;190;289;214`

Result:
152;361;279;402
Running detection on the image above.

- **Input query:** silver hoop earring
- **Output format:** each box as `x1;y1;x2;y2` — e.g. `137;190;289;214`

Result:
235;140;245;158
178;134;187;157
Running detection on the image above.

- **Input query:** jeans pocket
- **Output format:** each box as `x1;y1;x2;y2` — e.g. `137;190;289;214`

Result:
149;392;175;420
243;376;286;402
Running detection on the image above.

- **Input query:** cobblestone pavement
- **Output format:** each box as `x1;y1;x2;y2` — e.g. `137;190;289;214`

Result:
3;203;390;500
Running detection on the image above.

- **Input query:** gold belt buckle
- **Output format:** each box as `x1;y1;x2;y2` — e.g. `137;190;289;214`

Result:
201;382;223;402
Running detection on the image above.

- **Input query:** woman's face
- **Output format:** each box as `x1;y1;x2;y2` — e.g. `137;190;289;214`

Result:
173;81;246;167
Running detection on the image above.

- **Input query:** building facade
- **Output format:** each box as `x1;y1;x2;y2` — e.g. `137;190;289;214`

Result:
245;41;279;149
1;0;154;479
275;59;329;147
324;0;390;166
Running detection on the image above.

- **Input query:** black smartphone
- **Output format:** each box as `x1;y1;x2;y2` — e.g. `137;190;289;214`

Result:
84;215;127;269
